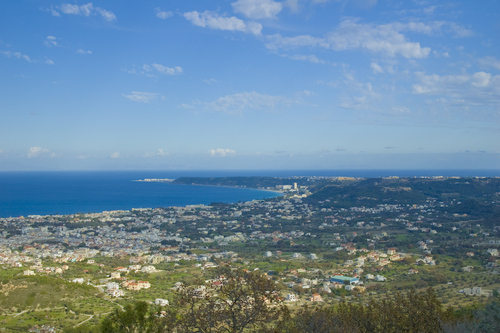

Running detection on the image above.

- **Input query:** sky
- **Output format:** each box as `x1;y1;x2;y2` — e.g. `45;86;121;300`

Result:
0;0;499;171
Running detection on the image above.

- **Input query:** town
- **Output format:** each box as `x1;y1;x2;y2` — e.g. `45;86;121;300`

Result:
0;176;499;332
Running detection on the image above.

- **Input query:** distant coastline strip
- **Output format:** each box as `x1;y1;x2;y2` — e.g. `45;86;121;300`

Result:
133;178;175;182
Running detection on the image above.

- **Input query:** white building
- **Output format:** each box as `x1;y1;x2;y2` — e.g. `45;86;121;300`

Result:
155;298;169;306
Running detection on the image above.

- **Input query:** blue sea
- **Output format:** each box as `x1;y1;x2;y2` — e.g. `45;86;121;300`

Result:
0;169;498;218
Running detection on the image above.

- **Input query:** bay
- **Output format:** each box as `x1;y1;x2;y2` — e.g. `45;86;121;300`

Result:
0;171;281;218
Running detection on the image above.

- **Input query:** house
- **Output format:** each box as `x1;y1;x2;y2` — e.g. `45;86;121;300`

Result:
387;248;397;255
309;253;318;260
107;288;125;297
286;293;298;302
107;282;120;291
321;286;332;293
141;265;157;273
23;270;35;276
155;298;169;306
375;275;387;282
487;249;499;257
137;281;151;289
310;294;323;302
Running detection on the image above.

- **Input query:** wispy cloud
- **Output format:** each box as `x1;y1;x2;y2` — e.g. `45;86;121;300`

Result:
143;149;169;157
44;36;58;47
266;18;432;58
155;8;173;19
232;0;283;19
412;71;496;94
109;152;120;159
184;11;262;35
144;63;183;75
286;54;325;64
55;3;116;22
123;92;164;103
27;146;53;158
370;62;384;74
411;71;500;121
125;63;183;78
209;148;236;157
1;50;32;62
204;91;296;114
76;49;92;54
479;56;500;70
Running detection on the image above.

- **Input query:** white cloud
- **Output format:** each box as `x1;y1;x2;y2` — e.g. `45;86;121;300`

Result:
123;92;164;103
45;59;54;65
411;71;500;113
471;72;491;88
95;7;116;22
44;36;58;47
76;49;92;54
144;149;169;157
209;148;236;157
59;3;93;16
109;152;120;159
150;63;183;75
412;71;495;94
205;91;295;114
232;0;283;19
51;7;60;17
1;50;32;62
155;8;173;19
184;11;262;35
56;3;116;22
266;18;432;59
479;56;500;70
287;54;325;64
370;62;384;74
126;63;183;77
448;22;473;38
27;146;50;158
326;19;431;58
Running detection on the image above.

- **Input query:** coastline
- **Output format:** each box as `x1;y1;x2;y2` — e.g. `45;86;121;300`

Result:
2;170;500;218
0;175;283;219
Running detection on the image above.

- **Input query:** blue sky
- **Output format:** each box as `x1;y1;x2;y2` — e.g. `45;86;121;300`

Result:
1;0;499;171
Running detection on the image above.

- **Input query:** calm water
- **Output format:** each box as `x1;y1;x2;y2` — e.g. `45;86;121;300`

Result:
0;169;498;218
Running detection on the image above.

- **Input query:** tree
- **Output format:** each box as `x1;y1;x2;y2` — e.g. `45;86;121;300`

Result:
176;266;289;333
100;301;178;333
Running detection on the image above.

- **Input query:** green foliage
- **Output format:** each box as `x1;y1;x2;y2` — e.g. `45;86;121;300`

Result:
99;267;289;333
280;288;456;333
100;301;178;333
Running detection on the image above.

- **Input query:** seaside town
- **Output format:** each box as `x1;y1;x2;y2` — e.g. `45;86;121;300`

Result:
0;176;499;331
